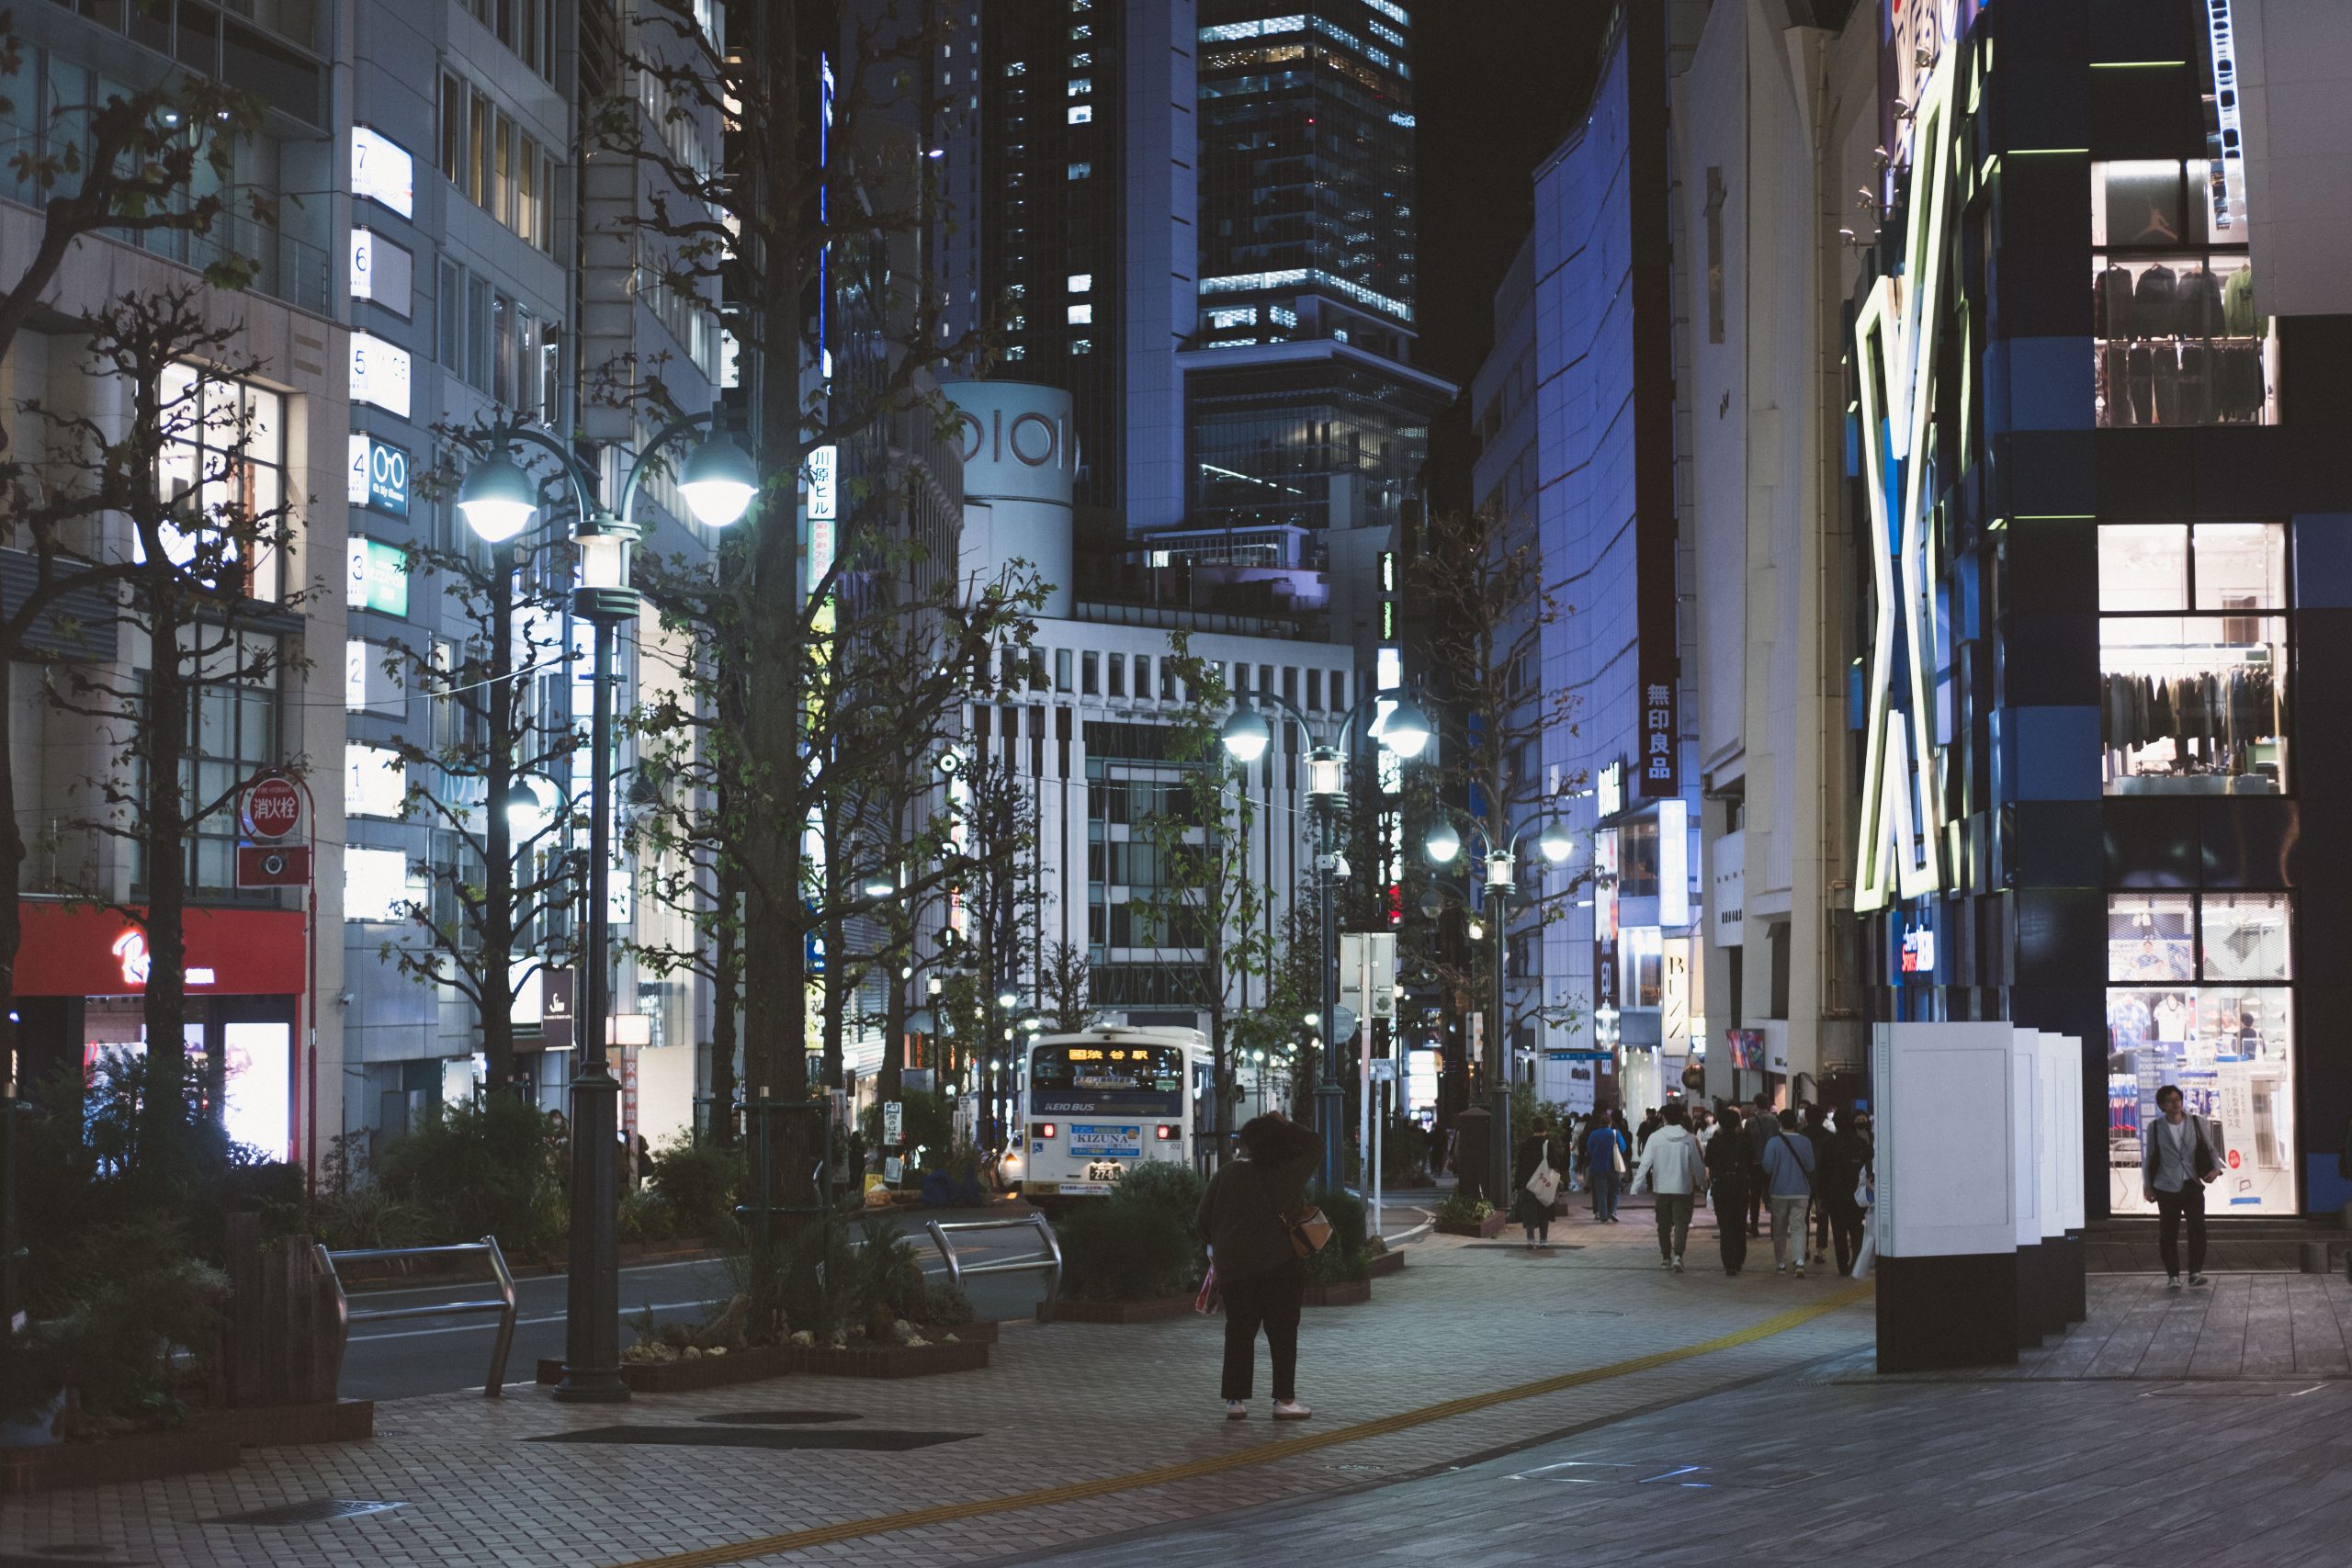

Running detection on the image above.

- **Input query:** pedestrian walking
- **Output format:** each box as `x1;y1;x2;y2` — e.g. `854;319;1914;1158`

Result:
2141;1084;2223;1289
1196;1112;1325;1421
1510;1117;1559;1247
1586;1111;1628;1223
1427;1119;1449;1179
1819;1111;1871;1276
1742;1092;1777;1237
1760;1108;1818;1277
1629;1102;1707;1271
1706;1106;1753;1275
1801;1104;1833;1263
1634;1107;1662;1157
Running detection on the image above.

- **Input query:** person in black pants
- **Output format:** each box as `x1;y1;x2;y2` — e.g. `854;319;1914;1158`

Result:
1705;1106;1752;1276
2140;1083;2222;1289
1197;1113;1325;1420
1819;1112;1872;1276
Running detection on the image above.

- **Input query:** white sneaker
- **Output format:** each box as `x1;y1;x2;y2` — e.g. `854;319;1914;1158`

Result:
1776;1263;1788;1275
1673;1256;1685;1273
1660;1256;1674;1269
1272;1400;1312;1421
1227;1401;1247;1420
2166;1275;2183;1291
1794;1263;1806;1278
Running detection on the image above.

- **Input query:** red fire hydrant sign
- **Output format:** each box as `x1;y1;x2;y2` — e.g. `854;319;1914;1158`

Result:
237;773;312;887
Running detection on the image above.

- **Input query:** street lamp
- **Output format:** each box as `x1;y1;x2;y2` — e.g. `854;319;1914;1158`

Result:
502;775;559;840
1217;682;1427;1191
860;865;898;900
456;414;753;1406
1423;810;1577;1208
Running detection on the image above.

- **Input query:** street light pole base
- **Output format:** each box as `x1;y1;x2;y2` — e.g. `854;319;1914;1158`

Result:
551;1369;633;1404
1314;1082;1345;1193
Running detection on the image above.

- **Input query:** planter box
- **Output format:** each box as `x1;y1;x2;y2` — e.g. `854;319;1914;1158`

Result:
194;1401;374;1447
1367;1249;1406;1279
0;1427;233;1495
777;1338;989;1379
1433;1213;1510;1239
1035;1293;1197;1325
1302;1279;1371;1307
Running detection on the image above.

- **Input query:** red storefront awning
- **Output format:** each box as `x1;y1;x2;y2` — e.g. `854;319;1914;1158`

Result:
15;902;305;998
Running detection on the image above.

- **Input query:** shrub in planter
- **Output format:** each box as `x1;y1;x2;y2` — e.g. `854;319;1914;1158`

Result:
1434;1193;1494;1229
4;1218;229;1438
922;1282;976;1328
617;1190;676;1246
644;1134;744;1242
1055;1183;1203;1302
372;1095;564;1255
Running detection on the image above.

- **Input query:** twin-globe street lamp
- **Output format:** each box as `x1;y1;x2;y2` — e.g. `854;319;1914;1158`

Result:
456;416;756;1404
1426;811;1577;1206
1216;688;1430;1192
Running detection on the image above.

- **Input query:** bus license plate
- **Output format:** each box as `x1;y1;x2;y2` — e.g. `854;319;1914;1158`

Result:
1086;1160;1127;1183
1068;1124;1142;1159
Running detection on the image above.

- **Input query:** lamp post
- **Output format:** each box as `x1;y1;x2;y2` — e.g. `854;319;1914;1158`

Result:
456;416;755;1404
1218;686;1430;1192
1426;811;1575;1208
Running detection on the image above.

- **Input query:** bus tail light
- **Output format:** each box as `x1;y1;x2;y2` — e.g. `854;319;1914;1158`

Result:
1032;1122;1057;1141
1155;1124;1178;1141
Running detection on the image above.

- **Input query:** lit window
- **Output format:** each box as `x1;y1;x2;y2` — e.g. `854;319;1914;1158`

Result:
1333;327;1350;342
1006;61;1026;75
1069;77;1091;96
1209;305;1259;330
1008;282;1026;298
1071;51;1092;67
1270;304;1298;327
1070;338;1093;355
1005;345;1027;360
1068;303;1092;324
1069;273;1092;292
1068;105;1092;124
1070;23;1091;39
1068;161;1092;179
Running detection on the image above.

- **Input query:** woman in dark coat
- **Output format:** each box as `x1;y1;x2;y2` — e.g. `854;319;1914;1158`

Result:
1705;1106;1753;1276
1509;1116;1557;1247
1196;1113;1325;1422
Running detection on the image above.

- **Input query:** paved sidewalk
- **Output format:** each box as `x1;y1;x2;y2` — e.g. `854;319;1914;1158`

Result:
2;1206;1870;1568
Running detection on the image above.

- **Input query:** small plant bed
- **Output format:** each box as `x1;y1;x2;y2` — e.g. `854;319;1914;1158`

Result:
1035;1294;1196;1325
0;1427;234;1495
775;1337;989;1379
193;1401;375;1447
1366;1248;1406;1279
1430;1193;1500;1237
1302;1278;1372;1307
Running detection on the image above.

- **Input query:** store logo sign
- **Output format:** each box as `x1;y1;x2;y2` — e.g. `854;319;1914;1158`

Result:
1900;925;1936;975
109;930;213;987
1852;39;1958;914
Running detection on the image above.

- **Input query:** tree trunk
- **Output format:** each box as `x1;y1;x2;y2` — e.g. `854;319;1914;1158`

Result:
480;578;516;1092
0;682;21;1110
707;856;740;1145
141;602;194;1154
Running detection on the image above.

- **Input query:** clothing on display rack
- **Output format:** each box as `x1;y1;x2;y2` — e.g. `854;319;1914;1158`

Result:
2099;663;2281;780
2091;257;2270;427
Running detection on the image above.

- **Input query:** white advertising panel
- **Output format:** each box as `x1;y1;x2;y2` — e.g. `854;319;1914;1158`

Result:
352;127;414;218
1873;1022;2018;1258
350;332;413;418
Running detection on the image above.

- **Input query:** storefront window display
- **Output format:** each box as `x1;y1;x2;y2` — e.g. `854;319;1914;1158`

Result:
2091;160;2276;428
2106;892;2295;1215
2098;522;2287;795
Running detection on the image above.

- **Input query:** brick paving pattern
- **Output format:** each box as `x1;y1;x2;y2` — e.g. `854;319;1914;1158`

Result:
0;1201;1867;1568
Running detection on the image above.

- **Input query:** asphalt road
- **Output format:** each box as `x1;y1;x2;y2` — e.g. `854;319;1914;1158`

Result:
339;1208;1056;1402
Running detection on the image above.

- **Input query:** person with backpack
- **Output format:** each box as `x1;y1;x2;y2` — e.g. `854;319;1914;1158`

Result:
1760;1108;1818;1277
2140;1083;2222;1289
1586;1110;1628;1224
1195;1112;1325;1420
1510;1116;1559;1248
1705;1106;1753;1275
1629;1102;1708;1271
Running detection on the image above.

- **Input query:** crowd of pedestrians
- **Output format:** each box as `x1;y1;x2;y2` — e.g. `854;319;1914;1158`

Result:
1525;1094;1876;1281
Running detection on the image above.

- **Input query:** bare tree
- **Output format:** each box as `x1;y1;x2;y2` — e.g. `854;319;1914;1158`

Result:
1039;940;1097;1034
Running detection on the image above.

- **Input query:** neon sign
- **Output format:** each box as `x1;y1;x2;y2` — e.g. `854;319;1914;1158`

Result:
1852;20;1962;913
109;929;215;988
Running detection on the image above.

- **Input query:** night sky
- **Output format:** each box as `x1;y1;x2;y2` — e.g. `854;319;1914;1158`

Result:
1413;2;1614;391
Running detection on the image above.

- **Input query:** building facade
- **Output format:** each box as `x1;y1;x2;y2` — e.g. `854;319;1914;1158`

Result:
1852;0;2352;1219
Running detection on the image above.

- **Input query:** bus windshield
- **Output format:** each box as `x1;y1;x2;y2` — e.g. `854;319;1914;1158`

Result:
1029;1044;1186;1113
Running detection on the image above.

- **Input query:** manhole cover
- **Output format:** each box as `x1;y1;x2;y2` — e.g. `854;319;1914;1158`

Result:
531;1426;977;1452
695;1410;861;1425
208;1499;408;1526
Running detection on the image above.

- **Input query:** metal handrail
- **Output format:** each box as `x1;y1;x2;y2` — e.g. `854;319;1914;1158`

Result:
316;1235;520;1397
922;1213;1064;1306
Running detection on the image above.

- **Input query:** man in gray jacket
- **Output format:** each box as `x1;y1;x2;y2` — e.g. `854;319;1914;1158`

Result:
2140;1083;2223;1289
1631;1102;1709;1272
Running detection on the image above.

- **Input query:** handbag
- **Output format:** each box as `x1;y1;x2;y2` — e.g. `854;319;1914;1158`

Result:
1194;1262;1222;1315
2193;1118;2221;1184
1525;1151;1561;1208
1612;1140;1627;1178
1286;1205;1335;1259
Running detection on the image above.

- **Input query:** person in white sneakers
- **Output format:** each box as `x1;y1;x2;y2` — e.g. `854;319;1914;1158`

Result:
1629;1102;1708;1272
1760;1108;1818;1277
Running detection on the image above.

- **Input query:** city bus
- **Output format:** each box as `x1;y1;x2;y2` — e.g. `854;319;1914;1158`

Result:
1012;1027;1208;1204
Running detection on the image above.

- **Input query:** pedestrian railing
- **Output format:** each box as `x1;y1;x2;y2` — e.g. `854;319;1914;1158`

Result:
922;1213;1063;1305
315;1236;520;1397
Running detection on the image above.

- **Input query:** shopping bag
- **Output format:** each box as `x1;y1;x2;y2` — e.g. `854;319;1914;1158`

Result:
1851;1210;1877;1280
1612;1142;1628;1178
1525;1156;1561;1208
1194;1262;1222;1314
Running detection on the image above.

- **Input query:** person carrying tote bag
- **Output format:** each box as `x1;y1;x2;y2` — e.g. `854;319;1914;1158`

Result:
1195;1112;1324;1423
1510;1117;1559;1248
